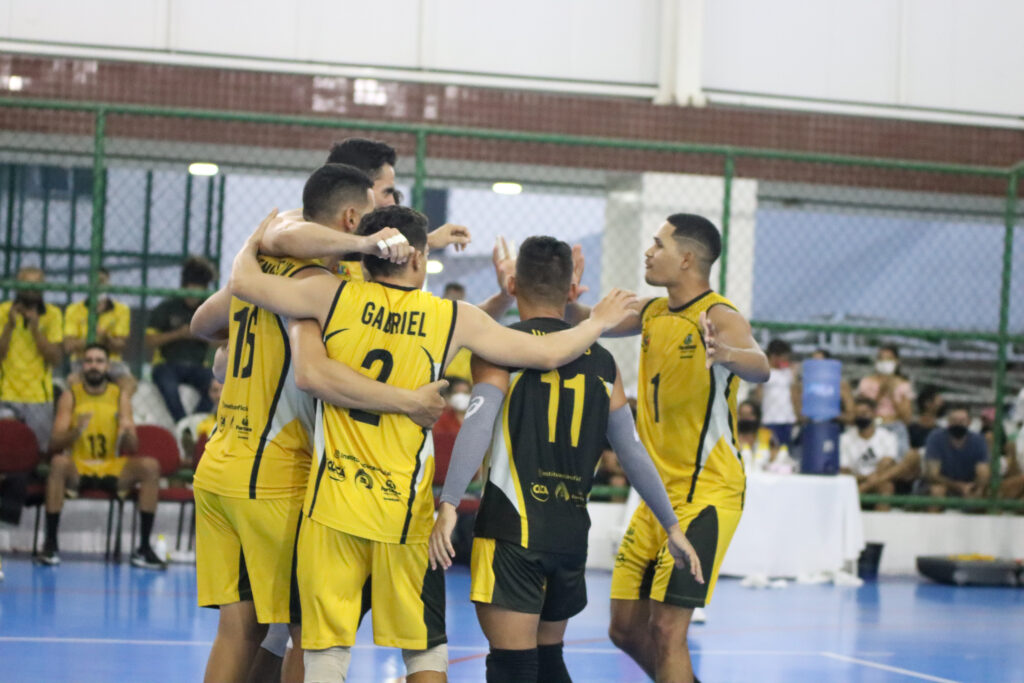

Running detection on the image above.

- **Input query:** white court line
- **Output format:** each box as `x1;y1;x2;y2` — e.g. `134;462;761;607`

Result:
820;652;961;683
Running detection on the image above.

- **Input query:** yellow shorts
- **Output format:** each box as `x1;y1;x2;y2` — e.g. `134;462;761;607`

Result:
611;501;741;608
194;489;303;624
296;517;446;651
74;458;127;479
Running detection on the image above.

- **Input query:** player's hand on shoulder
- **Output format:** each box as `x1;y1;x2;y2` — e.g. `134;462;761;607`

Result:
409;379;449;428
590;289;639;330
428;224;471;252
364;227;412;264
667;526;704;584
428;503;459;571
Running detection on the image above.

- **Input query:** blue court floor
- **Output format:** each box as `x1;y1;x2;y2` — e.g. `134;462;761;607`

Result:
0;553;1021;682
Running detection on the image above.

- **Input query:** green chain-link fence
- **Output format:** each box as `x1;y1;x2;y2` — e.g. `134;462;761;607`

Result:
1;97;1021;509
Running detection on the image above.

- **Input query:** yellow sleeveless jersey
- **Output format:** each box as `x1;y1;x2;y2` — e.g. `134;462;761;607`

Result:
70;382;121;464
305;280;457;545
193;255;330;500
637;291;744;510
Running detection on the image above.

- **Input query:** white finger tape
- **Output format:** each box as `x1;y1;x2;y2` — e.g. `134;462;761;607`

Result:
376;240;388;253
385;235;408;247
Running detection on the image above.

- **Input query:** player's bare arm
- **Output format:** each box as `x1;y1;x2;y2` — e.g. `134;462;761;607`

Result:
48;390;80;455
429;355;511;570
700;306;770;383
289;319;448;428
475;236;517;320
190;286;233;342
449;289;637;371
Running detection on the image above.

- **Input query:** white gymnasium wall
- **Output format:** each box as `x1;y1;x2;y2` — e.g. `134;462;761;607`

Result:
3;1;1022;116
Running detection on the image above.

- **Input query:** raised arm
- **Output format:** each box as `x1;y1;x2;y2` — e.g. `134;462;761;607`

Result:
289;319;447;428
701;306;770;383
450;290;637;371
190;287;233;342
430;356;510;570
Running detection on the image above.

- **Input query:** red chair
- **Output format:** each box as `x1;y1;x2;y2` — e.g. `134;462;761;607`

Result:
132;424;195;553
0;420;45;551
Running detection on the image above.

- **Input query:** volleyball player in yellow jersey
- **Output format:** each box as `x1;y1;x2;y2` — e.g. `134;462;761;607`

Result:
38;344;166;569
229;204;636;682
570;214;768;683
189;165;448;683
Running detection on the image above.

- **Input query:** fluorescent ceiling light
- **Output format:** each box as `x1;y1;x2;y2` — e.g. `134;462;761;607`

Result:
7;75;24;91
188;162;219;176
492;182;522;195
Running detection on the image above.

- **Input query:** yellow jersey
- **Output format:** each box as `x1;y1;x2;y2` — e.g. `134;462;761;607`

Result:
193;256;330;500
637;291;744;510
69;382;121;464
64;299;131;362
305;280;457;545
0;301;63;403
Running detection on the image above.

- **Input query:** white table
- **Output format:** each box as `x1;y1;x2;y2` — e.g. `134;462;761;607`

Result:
719;472;865;578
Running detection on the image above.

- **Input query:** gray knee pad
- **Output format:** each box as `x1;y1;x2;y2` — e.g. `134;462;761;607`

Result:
403;644;449;675
260;622;290;658
304;646;352;683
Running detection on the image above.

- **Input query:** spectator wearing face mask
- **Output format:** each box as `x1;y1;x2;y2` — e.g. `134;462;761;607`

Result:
433;377;472;469
736;400;779;471
840;397;900;510
857;345;913;458
753;339;800;448
924;404;990;511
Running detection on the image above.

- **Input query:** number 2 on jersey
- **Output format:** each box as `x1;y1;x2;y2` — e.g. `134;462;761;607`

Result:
540;370;586;447
349;349;394;426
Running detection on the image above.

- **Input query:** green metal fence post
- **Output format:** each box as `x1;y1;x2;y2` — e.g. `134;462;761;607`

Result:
3;166;16;299
13;166;25;273
182;172;193;259
137;170;154;378
991;169;1019;496
412;131;427;212
215;174;226;277
720;152;735;295
203;175;215;260
66;168;78;306
86;109;107;343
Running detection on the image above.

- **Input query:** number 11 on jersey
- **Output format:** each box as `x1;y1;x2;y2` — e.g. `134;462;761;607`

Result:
540;370;586;447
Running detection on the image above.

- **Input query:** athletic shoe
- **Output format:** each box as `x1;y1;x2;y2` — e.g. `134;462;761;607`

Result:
130;546;168;570
691;607;707;623
33;548;61;566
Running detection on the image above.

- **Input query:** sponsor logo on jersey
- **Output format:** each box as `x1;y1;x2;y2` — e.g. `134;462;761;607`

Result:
554;482;571;502
679;332;698;359
355;468;373;490
381;478;402;502
326;460;347;482
530;483;549;502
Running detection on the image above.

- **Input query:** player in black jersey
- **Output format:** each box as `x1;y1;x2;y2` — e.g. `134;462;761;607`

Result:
429;236;701;683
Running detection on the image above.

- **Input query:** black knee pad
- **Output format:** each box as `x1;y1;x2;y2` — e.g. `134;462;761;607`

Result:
537;642;572;683
486;647;538;683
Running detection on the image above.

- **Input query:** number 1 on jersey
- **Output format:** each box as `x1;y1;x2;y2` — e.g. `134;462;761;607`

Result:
651;373;661;422
540;370;586;447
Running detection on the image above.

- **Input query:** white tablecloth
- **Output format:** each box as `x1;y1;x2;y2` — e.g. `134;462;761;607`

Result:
718;472;865;578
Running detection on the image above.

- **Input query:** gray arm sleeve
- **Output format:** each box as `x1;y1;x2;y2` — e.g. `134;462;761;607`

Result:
438;382;505;508
606;404;679;531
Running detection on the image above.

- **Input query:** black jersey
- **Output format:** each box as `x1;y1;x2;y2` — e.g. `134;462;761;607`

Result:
474;317;617;554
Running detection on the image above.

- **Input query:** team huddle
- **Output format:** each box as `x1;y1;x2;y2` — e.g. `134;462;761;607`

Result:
192;139;769;683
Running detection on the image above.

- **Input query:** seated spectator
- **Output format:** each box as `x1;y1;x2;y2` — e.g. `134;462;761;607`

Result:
808;348;854;424
64;266;136;433
736;399;778;471
145;257;215;422
36;344;166;569
908;386;944;452
434;377;471;458
856;344;913;459
999;431;1024;501
754;339;799;449
0;267;63;451
840;397;900;510
924;404;990;511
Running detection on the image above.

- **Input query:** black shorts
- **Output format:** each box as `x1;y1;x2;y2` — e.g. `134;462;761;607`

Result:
470;537;587;622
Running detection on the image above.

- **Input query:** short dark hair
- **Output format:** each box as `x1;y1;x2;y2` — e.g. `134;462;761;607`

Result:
443;282;465;294
879;344;900;358
946;403;971;417
302;164;374;223
326;138;397;178
667;213;721;273
181;256;215;288
916;385;941;413
812;348;833;359
514;236;573;307
83;342;109;358
767;339;792;357
854;396;877;411
356;206;428;279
